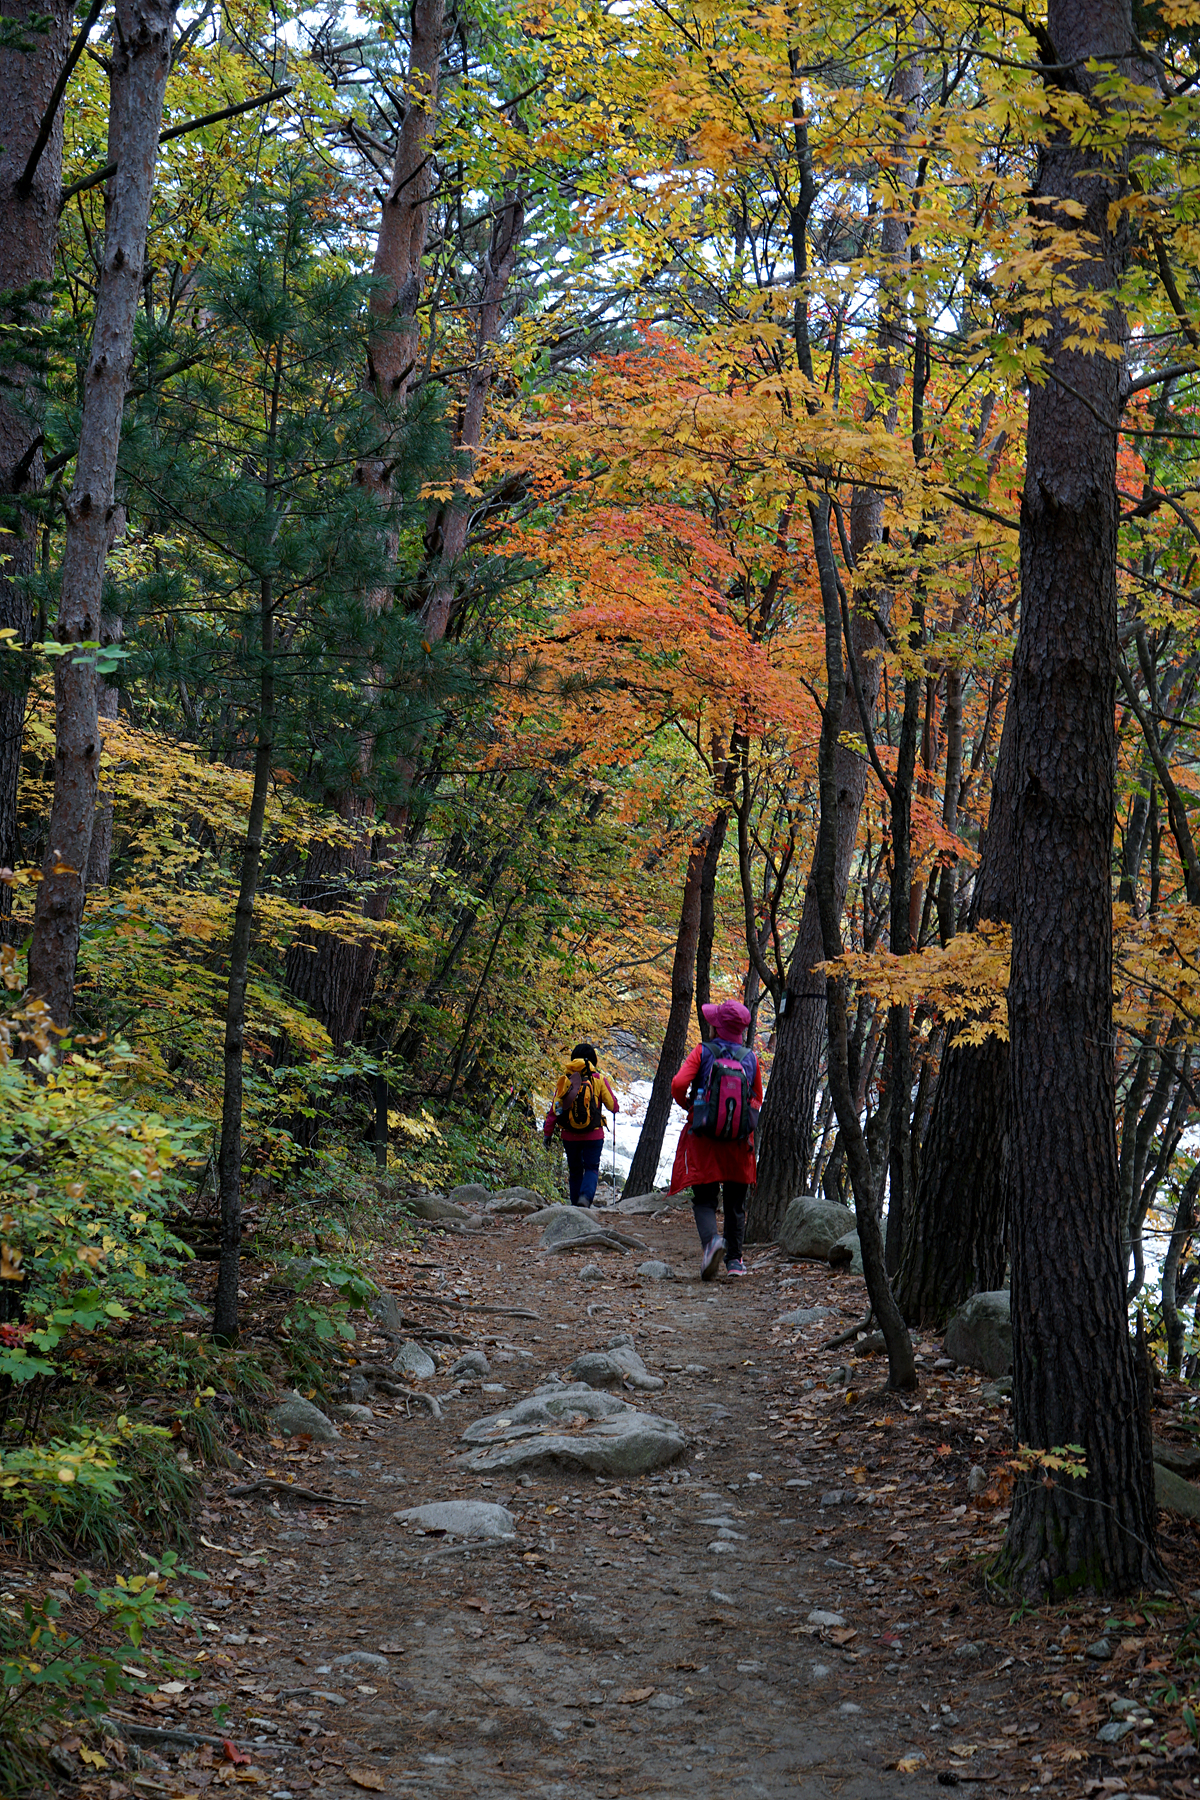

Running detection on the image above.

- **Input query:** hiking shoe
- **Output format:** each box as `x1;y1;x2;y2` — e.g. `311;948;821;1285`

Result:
725;1258;747;1277
700;1235;725;1281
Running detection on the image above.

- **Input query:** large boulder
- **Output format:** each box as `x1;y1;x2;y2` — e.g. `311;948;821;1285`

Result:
827;1230;863;1274
1155;1463;1200;1520
944;1291;1012;1377
458;1383;687;1478
269;1390;338;1442
778;1196;854;1259
615;1190;675;1215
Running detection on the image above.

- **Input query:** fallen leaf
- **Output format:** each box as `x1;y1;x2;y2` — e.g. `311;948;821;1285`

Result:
617;1686;655;1704
158;1682;188;1695
462;1597;491;1613
831;1627;858;1645
345;1769;387;1792
377;1643;406;1655
221;1742;252;1768
355;1685;378;1695
895;1755;924;1773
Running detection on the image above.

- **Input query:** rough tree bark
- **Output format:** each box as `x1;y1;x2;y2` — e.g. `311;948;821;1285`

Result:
996;0;1161;1596
284;0;443;1047
26;0;175;1026
0;0;75;899
212;576;274;1344
810;494;914;1390
895;704;1017;1327
621;824;710;1199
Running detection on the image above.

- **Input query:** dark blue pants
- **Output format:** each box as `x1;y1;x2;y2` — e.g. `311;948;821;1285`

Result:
565;1140;603;1206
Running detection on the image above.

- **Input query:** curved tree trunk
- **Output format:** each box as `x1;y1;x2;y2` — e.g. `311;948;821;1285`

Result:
996;0;1160;1597
621;824;709;1199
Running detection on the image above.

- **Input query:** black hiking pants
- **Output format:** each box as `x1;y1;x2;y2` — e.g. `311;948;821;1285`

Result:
692;1181;748;1266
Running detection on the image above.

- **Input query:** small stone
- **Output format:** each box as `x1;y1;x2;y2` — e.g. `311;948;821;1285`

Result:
1085;1637;1113;1662
569;1342;664;1392
450;1351;490;1378
820;1490;846;1507
331;1651;391;1674
709;1588;736;1605
394;1342;437;1381
637;1261;674;1281
481;1383;507;1394
967;1464;987;1495
269;1391;338;1443
806;1610;846;1629
333;1403;374;1422
953;1641;984;1659
840;1702;862;1714
707;1540;737;1553
811;1663;831;1679
778;1305;834;1326
391;1501;516;1540
1096;1718;1134;1744
580;1263;604;1282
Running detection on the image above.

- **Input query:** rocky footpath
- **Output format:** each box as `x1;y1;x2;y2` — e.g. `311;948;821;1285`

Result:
75;1192;1200;1800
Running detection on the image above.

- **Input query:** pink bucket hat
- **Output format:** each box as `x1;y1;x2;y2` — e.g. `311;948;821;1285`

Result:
701;999;751;1040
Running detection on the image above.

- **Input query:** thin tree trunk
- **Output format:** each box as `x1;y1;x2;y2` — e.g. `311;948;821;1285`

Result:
621;824;710;1198
996;0;1160;1596
26;0;175;1026
885;660;921;1277
0;0;74;907
936;664;964;945
695;805;729;1032
1163;1164;1200;1377
809;494;914;1391
213;578;274;1344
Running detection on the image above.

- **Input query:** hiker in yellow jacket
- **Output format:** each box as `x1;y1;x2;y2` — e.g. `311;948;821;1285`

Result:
542;1043;619;1207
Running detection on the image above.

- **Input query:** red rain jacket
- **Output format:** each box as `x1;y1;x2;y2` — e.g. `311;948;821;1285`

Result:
668;1039;762;1192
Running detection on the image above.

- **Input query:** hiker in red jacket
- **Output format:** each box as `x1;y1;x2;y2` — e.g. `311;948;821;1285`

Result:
668;999;761;1279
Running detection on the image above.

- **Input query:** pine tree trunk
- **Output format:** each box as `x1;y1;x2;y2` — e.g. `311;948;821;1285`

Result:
622;824;709;1199
26;0;175;1026
213;578;274;1344
996;0;1160;1596
0;0;75;903
896;704;1017;1326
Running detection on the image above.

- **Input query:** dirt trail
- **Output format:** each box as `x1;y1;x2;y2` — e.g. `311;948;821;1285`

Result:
133;1204;1195;1800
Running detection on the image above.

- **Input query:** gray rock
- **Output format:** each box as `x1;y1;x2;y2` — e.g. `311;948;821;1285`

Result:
269;1391;338;1442
1085;1637;1113;1661
967;1465;987;1495
403;1191;476;1223
615;1190;674;1215
1096;1719;1134;1744
820;1490;847;1508
458;1382;687;1478
449;1183;494;1211
371;1291;406;1334
333;1403;374;1422
579;1262;604;1283
944;1291;1012;1377
540;1207;604;1249
330;1651;392;1674
827;1230;863;1273
394;1341;437;1381
981;1378;1013;1405
267;1256;315;1290
777;1196;854;1259
1157;1448;1200;1492
1157;1464;1200;1520
637;1260;674;1281
778;1305;834;1326
391;1500;516;1540
487;1187;542;1215
570;1337;664;1392
806;1610;846;1629
647;1693;684;1710
953;1641;984;1660
855;1332;886;1355
450;1351;490;1378
341;1371;369;1404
